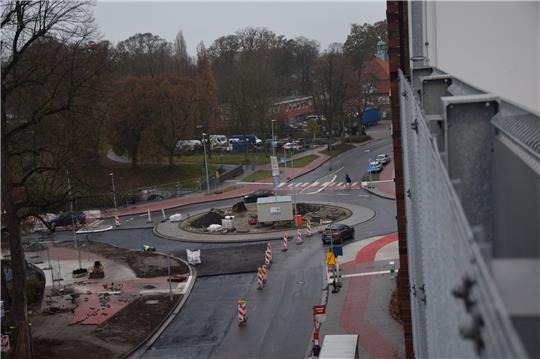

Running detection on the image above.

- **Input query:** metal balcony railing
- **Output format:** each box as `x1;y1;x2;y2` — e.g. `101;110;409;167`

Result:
398;68;536;358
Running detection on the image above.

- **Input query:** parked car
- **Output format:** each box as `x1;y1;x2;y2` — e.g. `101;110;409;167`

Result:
321;224;355;244
175;139;202;151
48;211;86;230
243;189;276;203
367;160;383;173
376;154;390;165
283;141;304;151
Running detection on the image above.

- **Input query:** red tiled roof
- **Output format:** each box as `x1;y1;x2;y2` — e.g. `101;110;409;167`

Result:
361;57;390;94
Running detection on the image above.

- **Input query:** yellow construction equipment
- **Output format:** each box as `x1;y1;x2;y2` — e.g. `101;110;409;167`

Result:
88;260;104;279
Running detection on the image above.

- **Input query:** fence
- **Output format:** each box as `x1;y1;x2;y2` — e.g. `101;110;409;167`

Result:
399;69;529;358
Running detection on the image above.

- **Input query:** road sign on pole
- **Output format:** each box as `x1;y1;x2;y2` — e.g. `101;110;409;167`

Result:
270;156;279;177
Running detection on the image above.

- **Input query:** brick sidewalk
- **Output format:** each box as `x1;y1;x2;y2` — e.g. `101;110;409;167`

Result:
320;234;404;358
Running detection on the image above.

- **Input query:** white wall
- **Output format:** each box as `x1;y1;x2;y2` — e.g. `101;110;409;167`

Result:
424;1;539;113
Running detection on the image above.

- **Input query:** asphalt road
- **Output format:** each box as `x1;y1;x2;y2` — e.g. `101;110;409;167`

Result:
44;124;397;359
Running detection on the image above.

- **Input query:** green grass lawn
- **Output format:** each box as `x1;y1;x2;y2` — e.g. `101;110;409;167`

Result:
286;154;319;168
175;152;270;165
73;159;216;192
321;143;356;156
242;170;279;182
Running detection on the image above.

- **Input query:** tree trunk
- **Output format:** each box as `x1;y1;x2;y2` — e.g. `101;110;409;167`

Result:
1;185;32;359
168;148;175;167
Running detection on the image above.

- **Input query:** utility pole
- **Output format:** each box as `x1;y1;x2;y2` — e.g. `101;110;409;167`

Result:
290;149;298;219
271;119;276;157
202;133;210;194
67;170;82;269
109;172;117;209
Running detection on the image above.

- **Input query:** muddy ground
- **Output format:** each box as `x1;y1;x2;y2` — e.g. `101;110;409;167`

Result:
182;202;351;234
30;241;187;359
56;240;189;277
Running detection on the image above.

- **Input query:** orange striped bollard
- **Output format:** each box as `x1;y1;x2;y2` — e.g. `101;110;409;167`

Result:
267;243;273;263
306;219;312;237
264;248;271;268
296;228;303;245
282;232;289;252
257;266;264;290
237;300;247;326
261;264;268;283
114;215;120;227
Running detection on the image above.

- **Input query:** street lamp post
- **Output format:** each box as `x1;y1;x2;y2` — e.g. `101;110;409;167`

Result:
109;172;117;209
202;133;210;194
271;119;276;157
290;149;298;221
365;149;372;188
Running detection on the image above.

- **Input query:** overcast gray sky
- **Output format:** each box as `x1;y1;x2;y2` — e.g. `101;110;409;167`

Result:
93;1;386;55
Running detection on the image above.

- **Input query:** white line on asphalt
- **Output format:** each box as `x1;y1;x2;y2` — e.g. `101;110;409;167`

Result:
306;174;337;194
336;193;350;196
341;270;398;278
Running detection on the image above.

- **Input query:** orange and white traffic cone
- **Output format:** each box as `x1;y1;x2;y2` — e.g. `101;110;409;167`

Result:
114;215;120;227
296;228;303;245
257;266;264;290
237;300;247;326
147;209;152;223
282;232;288;252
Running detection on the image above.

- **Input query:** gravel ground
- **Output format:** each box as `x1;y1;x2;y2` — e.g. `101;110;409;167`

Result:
173;242;267;277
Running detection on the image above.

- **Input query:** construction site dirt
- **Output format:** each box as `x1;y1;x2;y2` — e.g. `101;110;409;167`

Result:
30;241;187;359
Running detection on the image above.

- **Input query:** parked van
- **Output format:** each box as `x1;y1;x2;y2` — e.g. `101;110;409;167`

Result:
210;135;228;147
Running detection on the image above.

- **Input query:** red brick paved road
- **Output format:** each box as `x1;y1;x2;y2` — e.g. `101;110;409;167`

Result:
340;233;399;358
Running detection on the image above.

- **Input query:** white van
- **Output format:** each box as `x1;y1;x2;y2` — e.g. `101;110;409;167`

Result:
318;335;359;359
210;135;228;148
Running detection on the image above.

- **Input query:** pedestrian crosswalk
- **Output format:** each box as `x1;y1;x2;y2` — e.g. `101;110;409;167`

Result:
277;181;362;192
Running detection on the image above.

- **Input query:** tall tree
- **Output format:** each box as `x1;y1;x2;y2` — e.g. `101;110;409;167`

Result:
105;76;160;168
173;30;195;76
343;20;388;70
311;43;355;148
1;2;108;357
194;43;220;158
115;32;172;77
144;77;198;166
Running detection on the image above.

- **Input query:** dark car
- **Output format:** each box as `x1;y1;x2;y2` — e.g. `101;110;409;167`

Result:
321;224;355;244
49;211;86;230
243;189;276;203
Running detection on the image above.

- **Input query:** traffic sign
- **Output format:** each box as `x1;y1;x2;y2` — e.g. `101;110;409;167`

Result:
270;156;279;176
312;304;326;315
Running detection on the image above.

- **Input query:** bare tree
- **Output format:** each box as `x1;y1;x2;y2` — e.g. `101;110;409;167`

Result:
115;32;172;77
311;43;354;149
173;30;194;75
1;1;106;357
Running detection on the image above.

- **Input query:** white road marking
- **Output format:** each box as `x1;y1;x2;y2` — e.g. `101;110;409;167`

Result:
306;174;337;194
341;270;398;278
